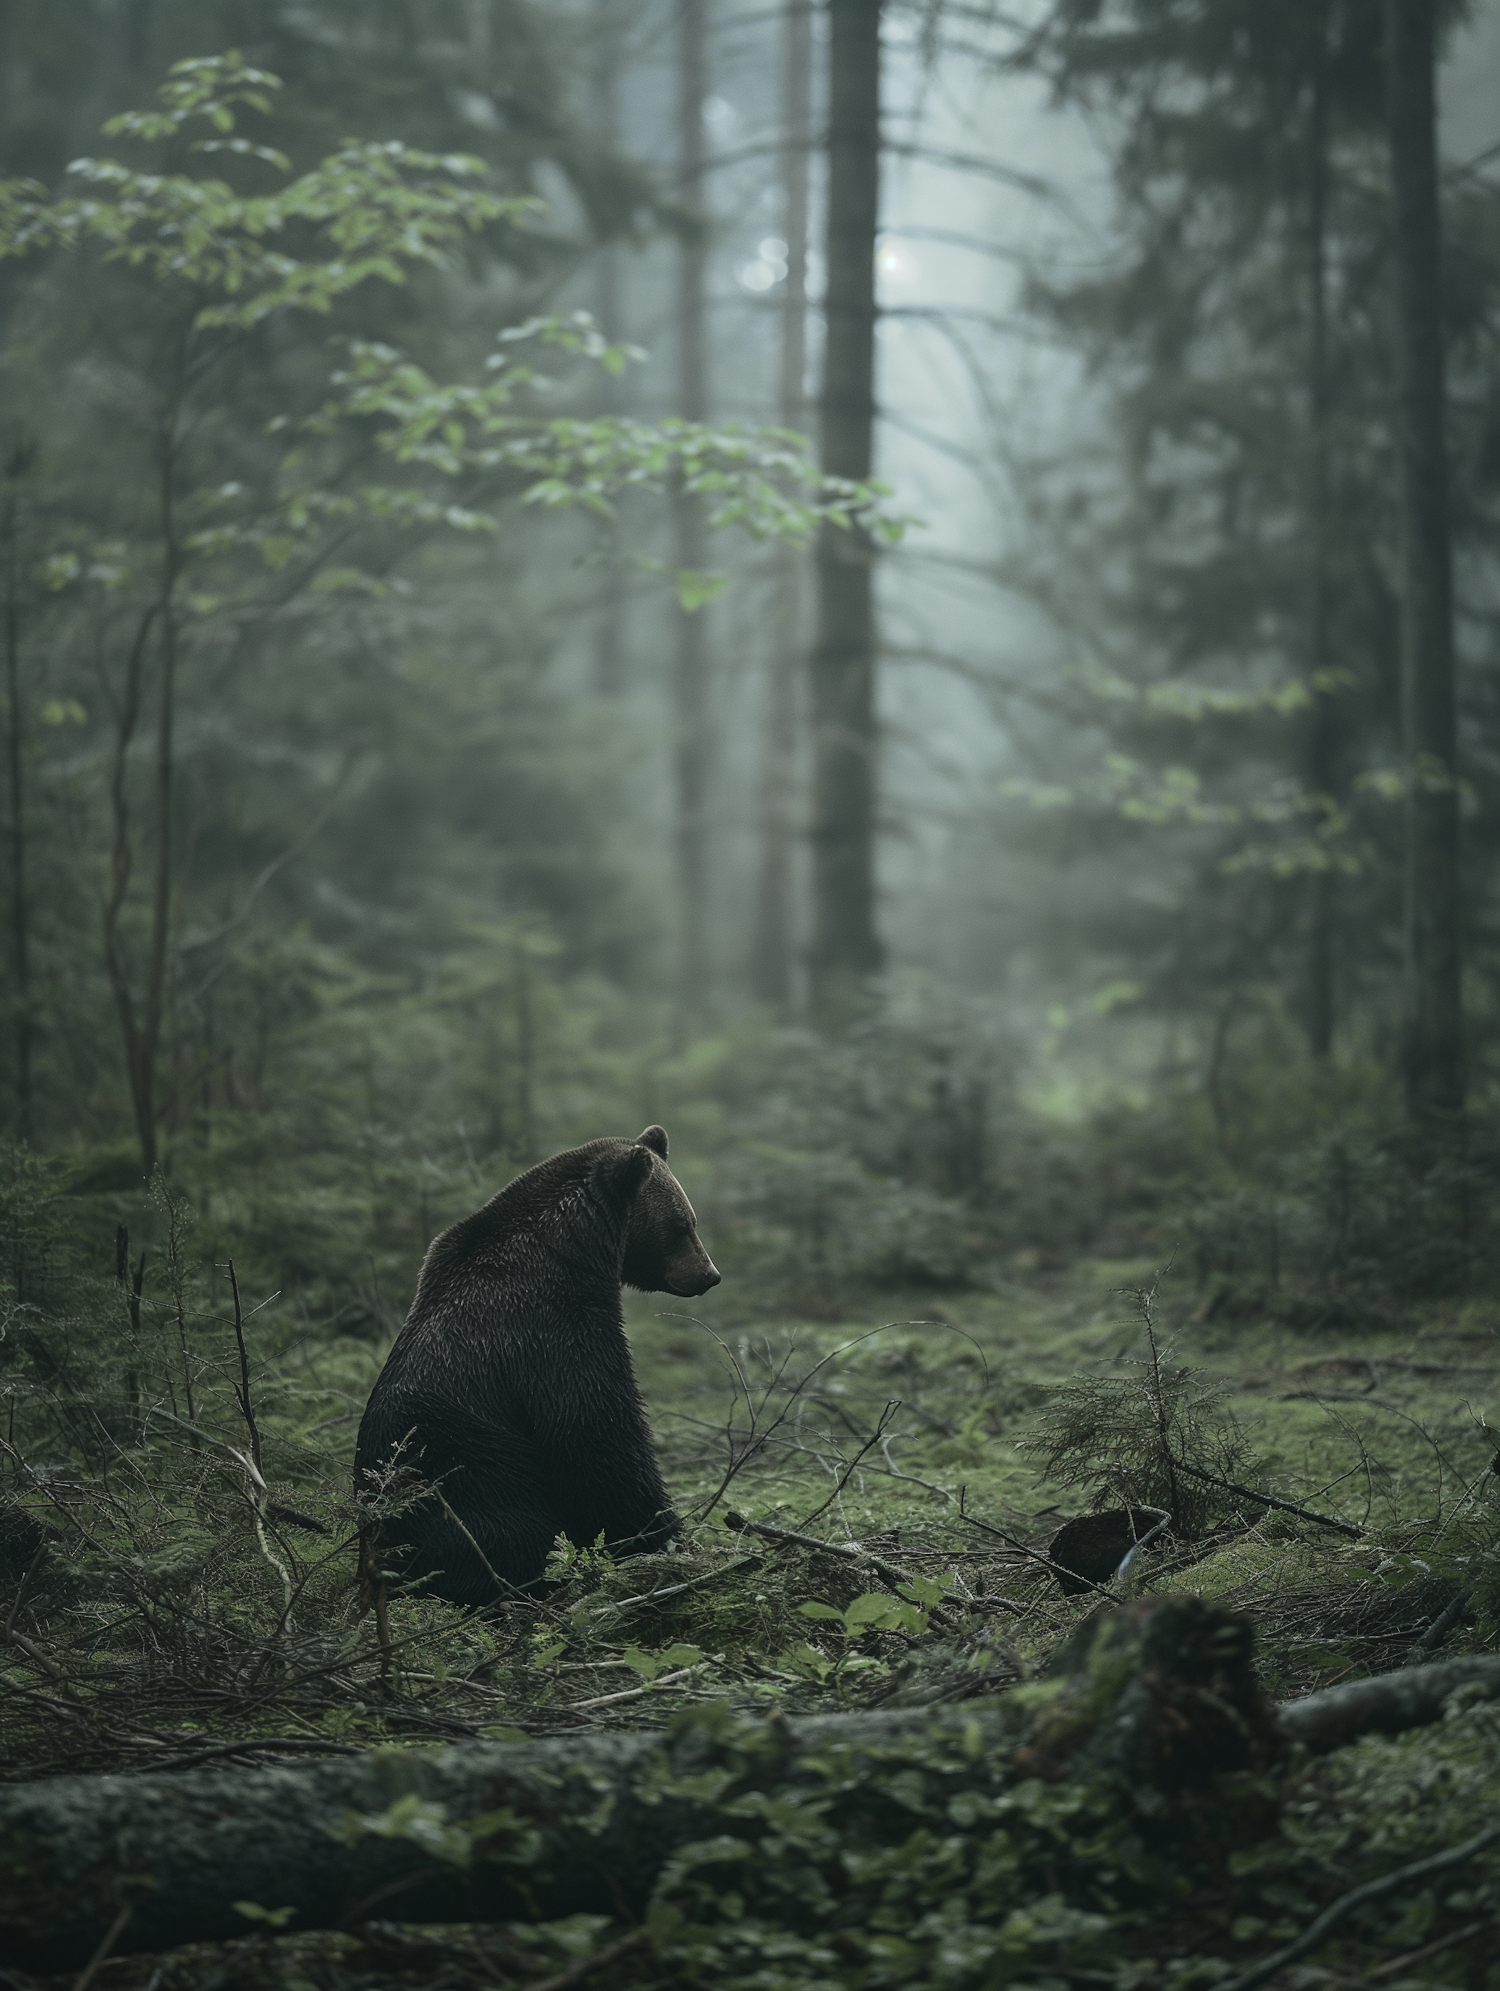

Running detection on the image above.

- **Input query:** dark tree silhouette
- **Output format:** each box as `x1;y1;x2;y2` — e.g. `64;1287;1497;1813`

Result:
2;442;33;1142
752;0;814;1013
591;0;628;702
810;0;883;1021
1384;0;1463;1123
1304;18;1337;1058
675;0;711;1027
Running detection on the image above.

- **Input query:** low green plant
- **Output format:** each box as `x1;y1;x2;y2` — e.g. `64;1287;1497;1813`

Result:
1023;1280;1249;1536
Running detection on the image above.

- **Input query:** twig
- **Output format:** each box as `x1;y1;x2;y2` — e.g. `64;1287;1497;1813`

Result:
1363;1919;1488;1980
1113;1506;1171;1588
72;1903;132;1991
691;1320;991;1522
222;1259;263;1477
723;1512;966;1628
590;1554;757;1618
692;1323;891;1520
3;1539;46;1640
1171;1459;1365;1538
1217;1818;1500;1991
0;1669;96;1720
146;1404;264;1472
877;1436;957;1502
1131;1270;1180;1528
524;1927;649;1991
0;1609;71;1685
1404;1587;1472;1664
130;1735;368;1774
433;1490;536;1604
798;1400;901;1529
572;1655;723;1712
956;1493;1115;1601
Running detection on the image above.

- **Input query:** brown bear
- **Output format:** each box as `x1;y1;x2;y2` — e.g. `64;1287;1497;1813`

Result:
355;1126;718;1606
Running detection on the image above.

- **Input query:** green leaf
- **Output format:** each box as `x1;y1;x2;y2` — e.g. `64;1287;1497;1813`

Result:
796;1601;845;1622
659;1642;704;1671
783;1642;835;1682
844;1592;903;1628
895;1574;952;1609
233;1901;297;1928
332;1795;478;1868
675;568;729;613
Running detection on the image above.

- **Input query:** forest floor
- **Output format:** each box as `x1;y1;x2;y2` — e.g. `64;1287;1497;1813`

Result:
5;1258;1500;1989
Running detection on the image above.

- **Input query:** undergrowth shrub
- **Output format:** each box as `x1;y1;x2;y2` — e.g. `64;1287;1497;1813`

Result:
699;998;1019;1307
1023;1287;1250;1537
0;1154;408;1771
1182;1122;1500;1317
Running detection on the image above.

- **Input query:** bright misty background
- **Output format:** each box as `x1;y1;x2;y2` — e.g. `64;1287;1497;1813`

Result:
2;0;1500;1328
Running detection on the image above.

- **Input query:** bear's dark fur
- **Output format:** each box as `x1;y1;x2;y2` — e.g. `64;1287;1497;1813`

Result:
355;1125;718;1605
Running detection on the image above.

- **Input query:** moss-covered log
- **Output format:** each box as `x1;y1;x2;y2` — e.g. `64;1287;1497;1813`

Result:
1277;1653;1500;1754
3;1613;1498;1973
0;1704;1020;1970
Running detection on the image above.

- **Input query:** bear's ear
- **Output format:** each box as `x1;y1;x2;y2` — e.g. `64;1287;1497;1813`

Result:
609;1143;656;1201
637;1125;670;1159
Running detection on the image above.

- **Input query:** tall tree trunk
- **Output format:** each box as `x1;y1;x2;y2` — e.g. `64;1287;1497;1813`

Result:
102;604;156;1167
141;426;180;1164
1384;0;1463;1124
810;0;883;1023
751;0;813;1012
673;0;710;1029
592;0;627;701
102;404;182;1180
2;444;33;1142
1305;29;1335;1060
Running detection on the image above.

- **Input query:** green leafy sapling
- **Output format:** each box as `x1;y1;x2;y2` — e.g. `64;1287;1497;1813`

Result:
794;1574;957;1693
0;53;905;1176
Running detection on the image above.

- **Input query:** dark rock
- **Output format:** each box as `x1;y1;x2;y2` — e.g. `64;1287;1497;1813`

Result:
1047;1507;1167;1594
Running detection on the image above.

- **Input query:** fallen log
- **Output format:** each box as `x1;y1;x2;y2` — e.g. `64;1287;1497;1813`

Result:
4;1704;1013;1969
1277;1653;1500;1754
2;1625;1496;1972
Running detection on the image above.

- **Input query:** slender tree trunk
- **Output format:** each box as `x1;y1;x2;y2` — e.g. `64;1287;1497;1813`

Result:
751;0;813;1012
101;604;155;1163
102;406;181;1180
1305;32;1335;1061
673;0;710;1029
138;421;182;1173
592;0;627;701
1384;0;1463;1123
2;451;33;1141
810;0;883;1023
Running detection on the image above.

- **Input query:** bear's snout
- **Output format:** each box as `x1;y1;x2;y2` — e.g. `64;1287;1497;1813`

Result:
670;1252;721;1297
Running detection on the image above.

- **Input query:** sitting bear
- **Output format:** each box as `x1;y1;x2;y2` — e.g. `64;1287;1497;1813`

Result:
355;1125;718;1606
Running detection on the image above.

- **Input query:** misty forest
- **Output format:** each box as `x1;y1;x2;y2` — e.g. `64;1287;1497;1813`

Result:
6;2;1500;1987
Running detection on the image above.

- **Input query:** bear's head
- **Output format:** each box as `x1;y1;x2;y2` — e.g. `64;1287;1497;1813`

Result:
611;1126;721;1297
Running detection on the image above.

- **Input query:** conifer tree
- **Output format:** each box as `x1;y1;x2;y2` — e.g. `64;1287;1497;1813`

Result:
1384;0;1464;1123
811;0;884;1022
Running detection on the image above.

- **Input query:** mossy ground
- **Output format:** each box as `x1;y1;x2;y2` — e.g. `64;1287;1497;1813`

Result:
6;1258;1500;1987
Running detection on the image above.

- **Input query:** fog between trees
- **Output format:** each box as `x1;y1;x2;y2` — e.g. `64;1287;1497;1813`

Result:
3;0;1500;1350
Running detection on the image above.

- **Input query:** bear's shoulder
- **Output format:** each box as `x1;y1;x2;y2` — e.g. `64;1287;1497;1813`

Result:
424;1135;637;1273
